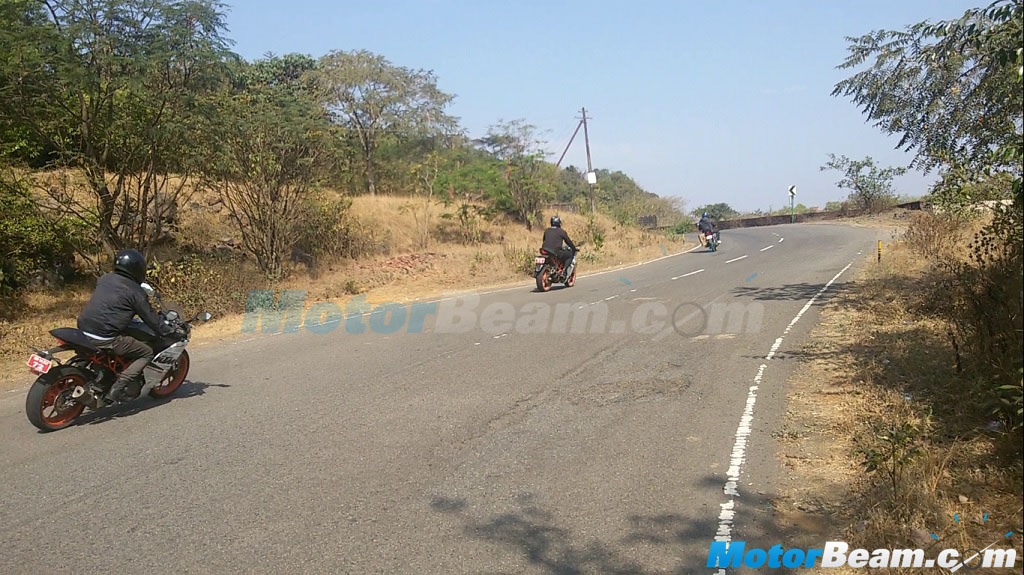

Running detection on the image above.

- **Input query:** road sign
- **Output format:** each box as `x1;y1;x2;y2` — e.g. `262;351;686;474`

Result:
788;185;796;197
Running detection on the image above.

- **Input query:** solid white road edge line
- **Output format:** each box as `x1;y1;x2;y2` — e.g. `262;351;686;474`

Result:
712;260;854;574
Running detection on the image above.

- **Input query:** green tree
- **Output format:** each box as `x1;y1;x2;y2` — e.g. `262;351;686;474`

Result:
212;55;331;278
832;0;1022;209
820;154;907;213
0;0;231;257
481;120;552;230
316;50;456;196
835;1;1023;428
691;203;739;221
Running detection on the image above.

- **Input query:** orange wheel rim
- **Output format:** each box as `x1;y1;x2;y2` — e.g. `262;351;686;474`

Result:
41;374;85;426
151;353;188;397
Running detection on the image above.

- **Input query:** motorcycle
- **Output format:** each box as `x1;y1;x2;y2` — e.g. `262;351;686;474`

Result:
24;283;211;431
534;242;584;292
704;230;720;252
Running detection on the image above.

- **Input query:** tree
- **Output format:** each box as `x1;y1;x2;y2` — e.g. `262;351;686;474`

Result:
832;0;1022;209
316;50;456;196
835;1;1023;427
0;0;231;257
481;120;552;230
691;203;739;221
820;154;907;212
213;55;330;278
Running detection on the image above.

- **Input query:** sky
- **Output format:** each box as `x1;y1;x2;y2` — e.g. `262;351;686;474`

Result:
222;0;980;212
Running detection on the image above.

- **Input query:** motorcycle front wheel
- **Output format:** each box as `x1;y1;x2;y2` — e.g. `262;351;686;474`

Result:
149;350;189;399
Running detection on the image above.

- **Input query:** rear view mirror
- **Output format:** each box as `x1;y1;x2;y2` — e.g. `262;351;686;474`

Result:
140;282;155;296
165;310;179;321
202;312;212;322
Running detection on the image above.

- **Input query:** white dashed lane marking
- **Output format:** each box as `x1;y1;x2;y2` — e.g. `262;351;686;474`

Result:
759;245;774;252
672;269;705;280
725;255;748;264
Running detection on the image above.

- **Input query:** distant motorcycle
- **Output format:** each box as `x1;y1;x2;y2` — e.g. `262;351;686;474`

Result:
534;242;584;292
24;283;211;432
704;230;720;252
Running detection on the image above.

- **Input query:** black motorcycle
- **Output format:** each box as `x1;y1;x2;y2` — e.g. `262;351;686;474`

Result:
24;283;211;431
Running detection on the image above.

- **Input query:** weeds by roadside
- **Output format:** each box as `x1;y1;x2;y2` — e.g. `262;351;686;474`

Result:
779;233;1023;574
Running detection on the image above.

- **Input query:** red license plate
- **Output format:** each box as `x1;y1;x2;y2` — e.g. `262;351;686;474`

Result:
534;257;547;264
27;354;52;375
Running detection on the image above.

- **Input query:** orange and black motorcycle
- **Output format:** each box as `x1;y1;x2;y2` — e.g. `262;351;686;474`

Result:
24;283;211;432
533;242;584;292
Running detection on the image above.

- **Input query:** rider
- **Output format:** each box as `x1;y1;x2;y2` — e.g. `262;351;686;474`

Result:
697;212;719;245
77;249;178;405
542;216;577;275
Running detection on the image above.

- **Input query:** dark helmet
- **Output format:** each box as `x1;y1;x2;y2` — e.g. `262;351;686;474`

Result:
701;211;709;219
550;215;562;228
114;249;146;283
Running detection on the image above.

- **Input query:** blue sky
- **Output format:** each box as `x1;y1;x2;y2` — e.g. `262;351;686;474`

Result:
223;0;979;212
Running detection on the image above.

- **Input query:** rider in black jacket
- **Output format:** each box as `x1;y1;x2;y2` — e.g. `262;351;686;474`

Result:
542;216;577;274
77;250;177;404
697;212;719;245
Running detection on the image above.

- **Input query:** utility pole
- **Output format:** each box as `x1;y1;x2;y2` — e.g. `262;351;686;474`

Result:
555;120;584;169
581;107;596;214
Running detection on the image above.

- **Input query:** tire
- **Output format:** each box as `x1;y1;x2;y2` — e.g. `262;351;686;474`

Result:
565;268;576;287
536;267;552;292
25;367;88;432
149;350;189;399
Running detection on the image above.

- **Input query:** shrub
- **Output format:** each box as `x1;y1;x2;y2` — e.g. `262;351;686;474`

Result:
502;245;534;276
146;254;265;318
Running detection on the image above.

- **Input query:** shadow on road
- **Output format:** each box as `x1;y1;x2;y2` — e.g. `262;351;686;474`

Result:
731;281;852;302
72;380;230;427
533;285;573;293
430;478;819;575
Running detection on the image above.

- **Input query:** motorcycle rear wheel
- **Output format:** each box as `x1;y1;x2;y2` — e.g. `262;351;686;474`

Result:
26;368;88;432
536;267;552;292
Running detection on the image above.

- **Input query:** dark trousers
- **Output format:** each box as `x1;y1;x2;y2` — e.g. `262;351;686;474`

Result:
95;335;153;398
556;248;574;270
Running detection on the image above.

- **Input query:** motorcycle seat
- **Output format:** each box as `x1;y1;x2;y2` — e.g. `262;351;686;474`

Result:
49;328;102;352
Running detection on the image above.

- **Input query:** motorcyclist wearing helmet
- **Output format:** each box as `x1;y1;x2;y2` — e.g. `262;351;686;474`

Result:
77;249;177;405
697;212;719;246
541;215;578;275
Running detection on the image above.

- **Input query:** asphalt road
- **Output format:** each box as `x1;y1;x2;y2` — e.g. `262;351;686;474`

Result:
0;224;884;574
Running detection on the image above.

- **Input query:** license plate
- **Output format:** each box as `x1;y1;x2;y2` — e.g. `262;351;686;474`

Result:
27;354;52;375
534;257;547;264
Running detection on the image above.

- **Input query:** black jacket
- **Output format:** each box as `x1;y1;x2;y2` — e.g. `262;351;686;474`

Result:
77;272;173;339
542;227;576;253
698;217;716;233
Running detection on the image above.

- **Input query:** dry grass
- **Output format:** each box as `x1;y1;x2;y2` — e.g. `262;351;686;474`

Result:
777;243;1023;574
0;193;685;389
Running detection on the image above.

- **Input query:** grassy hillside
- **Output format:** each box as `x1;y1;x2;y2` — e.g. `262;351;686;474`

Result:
0;192;686;386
